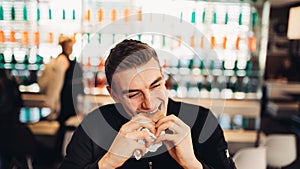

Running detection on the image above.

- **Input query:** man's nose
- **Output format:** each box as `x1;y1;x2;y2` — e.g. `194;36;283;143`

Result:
142;90;152;109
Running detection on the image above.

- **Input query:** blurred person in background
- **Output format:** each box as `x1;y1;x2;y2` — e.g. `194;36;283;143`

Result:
38;35;84;123
38;35;84;160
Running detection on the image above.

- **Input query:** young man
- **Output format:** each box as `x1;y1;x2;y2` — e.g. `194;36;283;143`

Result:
59;39;236;169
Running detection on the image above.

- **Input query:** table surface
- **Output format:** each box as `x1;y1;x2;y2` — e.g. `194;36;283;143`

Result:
21;93;261;118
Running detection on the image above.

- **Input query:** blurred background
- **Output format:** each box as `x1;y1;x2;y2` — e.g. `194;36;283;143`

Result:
1;0;300;168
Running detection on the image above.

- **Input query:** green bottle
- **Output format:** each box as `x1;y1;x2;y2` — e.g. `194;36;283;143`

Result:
11;54;16;64
87;33;90;43
62;9;66;20
239;12;242;25
11;5;15;20
213;11;217;24
37;7;40;21
191;10;196;24
0;53;4;63
48;8;52;20
188;59;194;69
23;54;29;64
202;10;206;24
111;33;114;44
98;33;101;44
36;54;42;64
72;9;76;20
225;12;228;24
0;5;4;20
23;4;27;21
180;12;183;23
252;11;258;27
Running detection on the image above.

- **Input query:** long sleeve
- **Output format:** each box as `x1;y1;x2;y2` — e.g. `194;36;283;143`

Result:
192;109;236;169
200;125;236;169
59;100;237;169
59;126;104;169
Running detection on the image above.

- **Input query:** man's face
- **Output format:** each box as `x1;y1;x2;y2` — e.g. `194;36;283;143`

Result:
109;58;168;121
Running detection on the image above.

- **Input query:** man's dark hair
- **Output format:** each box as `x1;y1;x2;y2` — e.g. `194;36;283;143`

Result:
105;39;160;86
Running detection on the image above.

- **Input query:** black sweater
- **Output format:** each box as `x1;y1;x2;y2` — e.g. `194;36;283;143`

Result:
60;99;236;169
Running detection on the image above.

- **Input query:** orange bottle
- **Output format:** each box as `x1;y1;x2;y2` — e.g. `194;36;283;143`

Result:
111;8;117;22
190;35;195;48
177;36;182;47
98;8;103;22
10;31;16;42
86;9;91;22
123;8;130;22
236;36;241;50
200;36;204;49
211;36;216;49
48;32;53;44
0;30;5;43
137;8;142;21
248;36;256;52
22;31;29;45
34;31;39;46
222;36;227;49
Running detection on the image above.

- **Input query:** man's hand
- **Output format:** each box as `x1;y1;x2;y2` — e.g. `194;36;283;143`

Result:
98;114;156;168
155;115;203;169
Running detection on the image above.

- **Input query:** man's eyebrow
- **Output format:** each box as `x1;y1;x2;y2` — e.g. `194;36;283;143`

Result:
150;77;163;86
121;77;163;94
122;89;140;94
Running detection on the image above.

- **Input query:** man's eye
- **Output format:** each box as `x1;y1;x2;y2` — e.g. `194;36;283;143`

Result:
151;84;160;89
128;93;139;98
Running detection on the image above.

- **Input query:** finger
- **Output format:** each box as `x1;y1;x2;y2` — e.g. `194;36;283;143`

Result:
156;114;179;128
133;114;160;133
134;143;147;157
125;130;153;145
155;121;181;137
121;120;156;134
155;134;178;145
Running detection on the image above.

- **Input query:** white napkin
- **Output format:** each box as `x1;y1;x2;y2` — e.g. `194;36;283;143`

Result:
133;128;165;160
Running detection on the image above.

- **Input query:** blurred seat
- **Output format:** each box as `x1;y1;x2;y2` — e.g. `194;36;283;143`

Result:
233;147;267;169
261;134;297;168
264;82;300;118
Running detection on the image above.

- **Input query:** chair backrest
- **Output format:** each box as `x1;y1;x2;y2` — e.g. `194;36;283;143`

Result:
262;134;297;168
233;147;267;169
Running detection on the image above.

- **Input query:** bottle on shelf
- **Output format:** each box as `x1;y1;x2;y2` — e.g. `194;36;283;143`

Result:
111;8;117;22
98;7;103;22
0;30;5;43
0;4;3;20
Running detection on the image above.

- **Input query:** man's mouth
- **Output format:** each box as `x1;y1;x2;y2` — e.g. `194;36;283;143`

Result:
146;104;162;114
134;103;164;123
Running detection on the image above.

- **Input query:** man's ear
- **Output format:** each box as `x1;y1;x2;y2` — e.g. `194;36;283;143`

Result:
161;72;165;79
161;72;166;84
106;86;119;102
